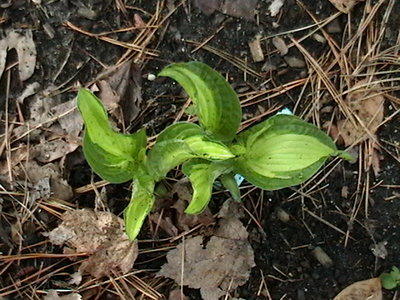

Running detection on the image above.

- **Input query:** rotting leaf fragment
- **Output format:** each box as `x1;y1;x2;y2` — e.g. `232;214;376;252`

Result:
0;29;37;81
158;201;255;300
333;278;382;300
46;209;138;278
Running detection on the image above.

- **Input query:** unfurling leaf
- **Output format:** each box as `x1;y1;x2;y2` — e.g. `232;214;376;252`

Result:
233;114;350;190
78;88;147;183
159;62;242;142
183;159;232;214
147;122;235;180
125;172;155;240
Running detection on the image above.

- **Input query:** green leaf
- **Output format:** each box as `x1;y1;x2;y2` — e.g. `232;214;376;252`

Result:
124;172;155;240
183;159;233;214
78;88;147;183
147;139;196;181
159;62;242;142
219;173;241;201
184;135;235;160
83;132;135;183
233;114;350;190
380;273;398;290
380;266;400;290
156;122;203;142
147;122;235;180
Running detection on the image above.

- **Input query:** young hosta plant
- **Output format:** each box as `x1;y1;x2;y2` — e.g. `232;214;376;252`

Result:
77;61;351;240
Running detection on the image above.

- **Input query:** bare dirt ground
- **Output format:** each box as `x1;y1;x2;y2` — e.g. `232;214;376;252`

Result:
1;0;400;299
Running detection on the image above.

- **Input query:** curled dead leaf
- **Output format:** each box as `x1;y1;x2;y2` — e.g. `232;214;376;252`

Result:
0;29;37;81
329;0;362;13
338;79;385;146
333;278;382;300
158;201;255;300
46;209;138;278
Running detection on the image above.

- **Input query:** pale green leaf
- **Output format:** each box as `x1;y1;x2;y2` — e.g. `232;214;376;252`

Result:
234;114;350;190
156;122;203;142
159;62;242;142
147;140;196;181
124;173;155;240
148;123;235;181
183;159;233;214
83;132;136;183
78;88;147;183
219;173;241;201
184;135;235;160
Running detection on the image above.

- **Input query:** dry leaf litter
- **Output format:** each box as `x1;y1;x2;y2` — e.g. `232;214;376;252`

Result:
43;290;82;300
333;277;382;300
46;209;138;278
337;79;385;175
0;29;36;81
158;200;255;300
150;178;215;236
329;0;361;14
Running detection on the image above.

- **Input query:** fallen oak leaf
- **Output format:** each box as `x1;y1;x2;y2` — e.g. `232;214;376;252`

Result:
333;277;382;300
158;200;255;300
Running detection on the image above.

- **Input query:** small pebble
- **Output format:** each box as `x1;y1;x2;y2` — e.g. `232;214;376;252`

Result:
261;61;277;72
276;207;290;223
284;56;306;68
272;36;288;56
77;7;98;20
147;73;156;81
313;33;326;44
312;246;333;268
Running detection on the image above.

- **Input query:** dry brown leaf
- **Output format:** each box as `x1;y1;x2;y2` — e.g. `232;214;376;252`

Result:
46;209;138;278
338;79;385;146
333;278;382;300
50;99;83;138
96;61;142;126
47;209;124;253
172;179;215;231
81;237;138;278
23;161;73;201
168;289;189;300
43;290;82;300
0;29;37;81
31;139;79;163
158;201;255;300
329;0;361;13
150;178;215;236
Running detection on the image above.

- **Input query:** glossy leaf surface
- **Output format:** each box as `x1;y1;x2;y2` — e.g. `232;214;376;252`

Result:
219;173;241;201
159;62;242;142
124;172;155;240
78;88;147;183
147;122;235;180
234;114;348;190
183;159;233;214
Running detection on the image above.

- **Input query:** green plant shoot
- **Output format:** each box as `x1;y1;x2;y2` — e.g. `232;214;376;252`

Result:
77;61;352;240
380;266;400;289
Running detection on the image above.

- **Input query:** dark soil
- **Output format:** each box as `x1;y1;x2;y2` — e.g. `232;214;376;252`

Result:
1;0;400;299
